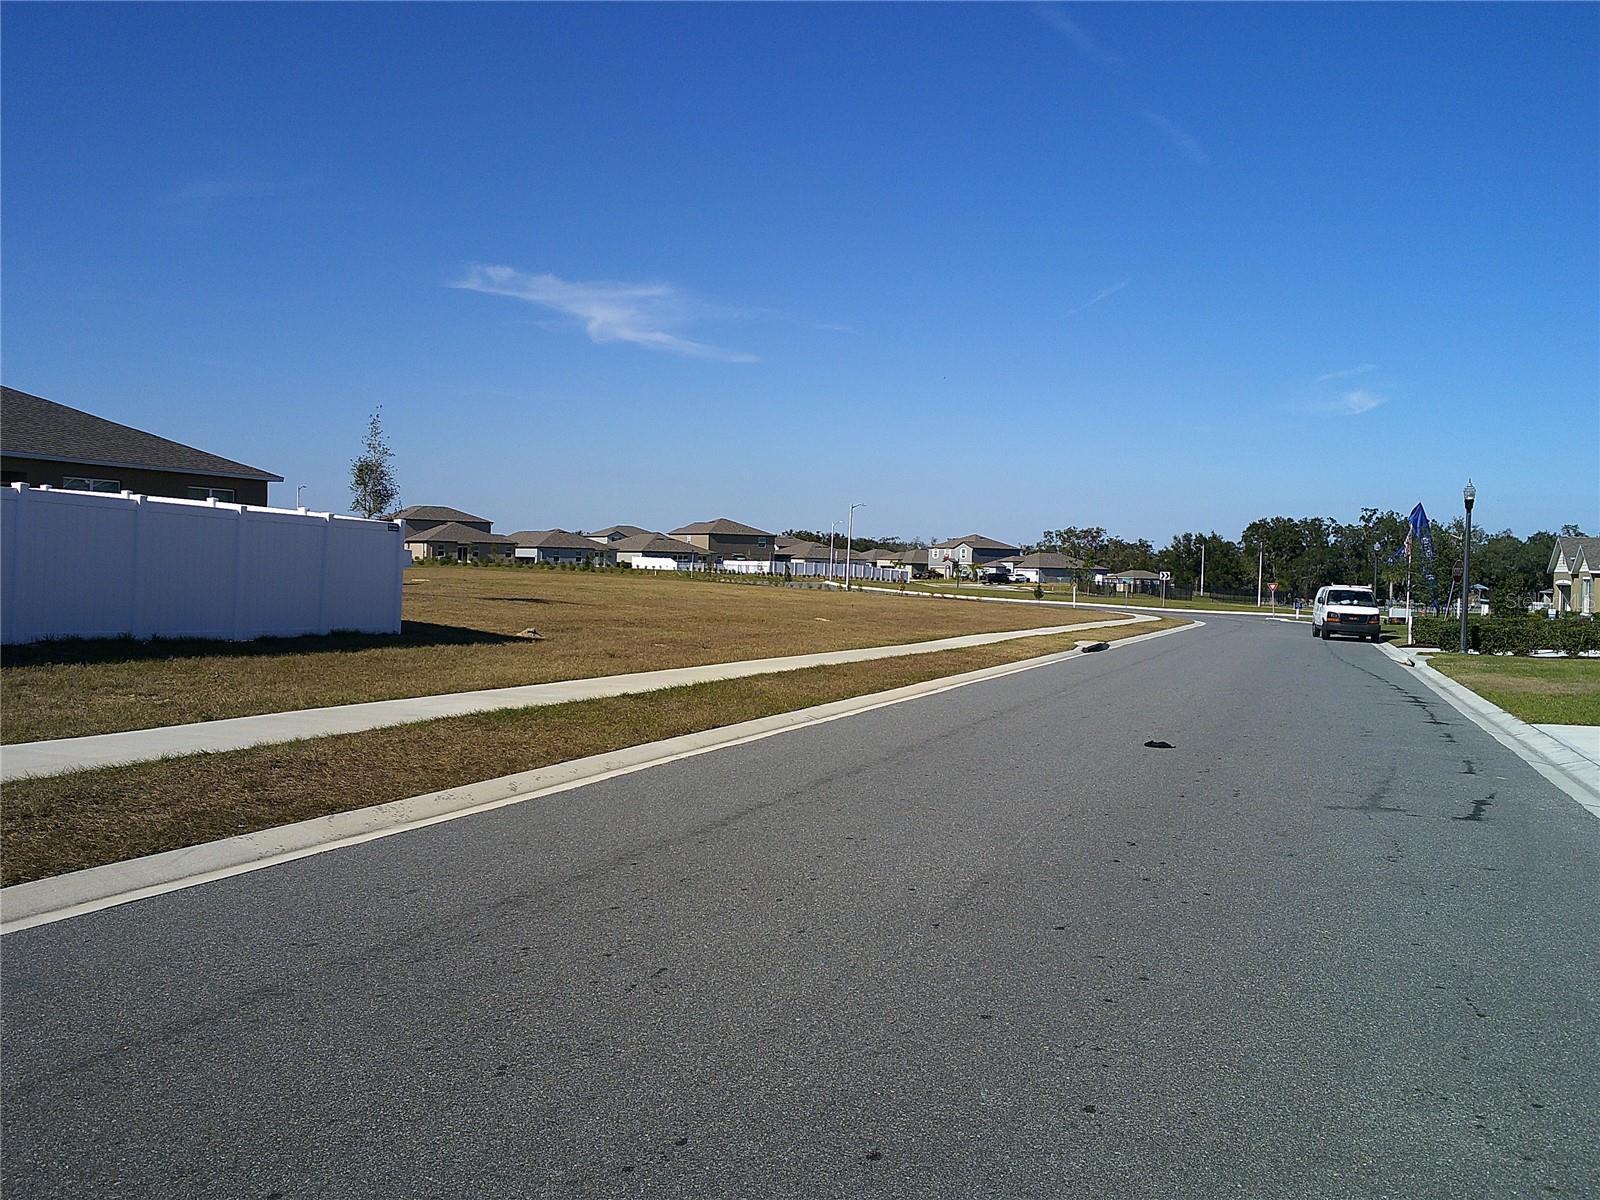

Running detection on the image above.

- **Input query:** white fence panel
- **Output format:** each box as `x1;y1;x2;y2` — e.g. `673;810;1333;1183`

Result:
1;486;404;645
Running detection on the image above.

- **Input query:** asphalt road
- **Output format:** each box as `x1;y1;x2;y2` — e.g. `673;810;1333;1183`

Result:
4;616;1597;1199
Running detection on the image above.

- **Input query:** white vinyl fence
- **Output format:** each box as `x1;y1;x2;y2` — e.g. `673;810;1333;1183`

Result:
1;485;405;644
719;559;911;582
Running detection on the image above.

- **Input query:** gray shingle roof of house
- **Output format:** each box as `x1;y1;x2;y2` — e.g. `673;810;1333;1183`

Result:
776;540;835;560
1551;535;1600;572
1;386;282;482
389;505;490;525
670;518;774;537
403;522;514;545
1114;569;1162;580
508;529;609;551
588;524;651;540
930;533;1020;552
1016;552;1083;569
612;533;704;556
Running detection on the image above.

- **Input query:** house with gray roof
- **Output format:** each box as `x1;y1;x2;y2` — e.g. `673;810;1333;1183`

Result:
1550;534;1599;615
670;517;775;567
774;539;836;565
388;505;492;537
586;524;651;546
1;386;281;505
611;532;706;570
509;529;617;566
1011;552;1083;585
403;520;515;562
928;533;1021;577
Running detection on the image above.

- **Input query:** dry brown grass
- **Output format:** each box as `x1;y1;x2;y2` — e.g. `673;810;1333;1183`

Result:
0;566;1125;744
0;617;1185;886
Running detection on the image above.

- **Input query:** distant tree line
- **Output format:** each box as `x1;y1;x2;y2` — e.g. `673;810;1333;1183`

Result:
782;530;927;553
1030;512;1581;605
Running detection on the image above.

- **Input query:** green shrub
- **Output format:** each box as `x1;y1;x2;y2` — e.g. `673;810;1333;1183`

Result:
1555;617;1600;657
1477;619;1539;656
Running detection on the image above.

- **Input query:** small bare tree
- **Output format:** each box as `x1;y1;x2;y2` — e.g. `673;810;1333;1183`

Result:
349;407;399;519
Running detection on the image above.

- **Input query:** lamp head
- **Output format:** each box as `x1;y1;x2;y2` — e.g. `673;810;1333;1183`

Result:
1463;479;1476;512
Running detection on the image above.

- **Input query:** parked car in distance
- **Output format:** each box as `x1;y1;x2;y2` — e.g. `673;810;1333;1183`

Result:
1313;585;1383;641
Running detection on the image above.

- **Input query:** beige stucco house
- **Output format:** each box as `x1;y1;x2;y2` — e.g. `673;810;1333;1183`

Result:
1549;535;1597;615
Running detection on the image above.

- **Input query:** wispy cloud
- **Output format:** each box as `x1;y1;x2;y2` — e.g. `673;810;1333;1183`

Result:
1036;6;1210;166
1315;363;1379;384
452;264;758;363
1306;389;1388;416
1034;5;1124;69
1142;111;1208;165
1067;277;1131;317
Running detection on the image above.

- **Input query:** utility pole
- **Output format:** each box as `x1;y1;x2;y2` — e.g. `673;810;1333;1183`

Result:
828;521;839;581
1198;539;1205;597
1460;480;1476;651
845;503;864;591
1256;545;1264;608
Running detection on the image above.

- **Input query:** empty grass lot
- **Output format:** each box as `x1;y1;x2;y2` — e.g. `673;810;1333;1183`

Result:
0;617;1186;886
0;566;1127;744
1427;654;1600;726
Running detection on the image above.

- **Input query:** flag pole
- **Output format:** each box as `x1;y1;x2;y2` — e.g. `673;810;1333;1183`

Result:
1406;542;1414;646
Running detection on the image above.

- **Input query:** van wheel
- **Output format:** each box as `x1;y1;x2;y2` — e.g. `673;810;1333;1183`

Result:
1320;628;1330;640
1311;623;1318;637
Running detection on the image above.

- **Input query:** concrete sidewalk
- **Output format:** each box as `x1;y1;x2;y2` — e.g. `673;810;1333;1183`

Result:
1534;724;1600;769
0;615;1151;781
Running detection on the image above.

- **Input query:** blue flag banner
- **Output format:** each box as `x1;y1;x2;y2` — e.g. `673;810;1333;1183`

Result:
1407;502;1439;603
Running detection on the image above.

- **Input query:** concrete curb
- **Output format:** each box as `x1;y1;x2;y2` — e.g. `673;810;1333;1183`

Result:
1375;642;1600;820
0;620;1200;934
1;615;1152;782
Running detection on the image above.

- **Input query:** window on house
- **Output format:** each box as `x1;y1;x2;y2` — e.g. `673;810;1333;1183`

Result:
62;476;122;492
186;487;237;501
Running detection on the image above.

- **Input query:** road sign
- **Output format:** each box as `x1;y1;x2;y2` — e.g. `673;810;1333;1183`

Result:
1158;571;1172;581
1268;581;1278;593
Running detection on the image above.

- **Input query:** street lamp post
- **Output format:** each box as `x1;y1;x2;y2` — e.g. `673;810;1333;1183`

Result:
1373;542;1380;596
828;520;839;581
296;484;307;509
844;503;864;590
1459;480;1476;652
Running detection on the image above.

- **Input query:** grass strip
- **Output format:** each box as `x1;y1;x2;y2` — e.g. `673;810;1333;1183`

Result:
1;567;1122;744
1427;653;1600;726
0;619;1183;887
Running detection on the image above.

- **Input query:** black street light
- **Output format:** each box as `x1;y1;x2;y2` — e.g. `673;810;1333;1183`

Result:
1459;480;1476;652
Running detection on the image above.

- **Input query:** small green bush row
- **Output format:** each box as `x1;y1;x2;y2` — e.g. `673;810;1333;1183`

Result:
1414;614;1599;656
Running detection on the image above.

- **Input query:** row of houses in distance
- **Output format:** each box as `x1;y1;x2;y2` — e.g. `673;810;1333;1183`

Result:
390;510;1171;593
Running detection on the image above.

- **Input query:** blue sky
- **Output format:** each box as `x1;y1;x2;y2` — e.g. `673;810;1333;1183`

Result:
4;3;1596;544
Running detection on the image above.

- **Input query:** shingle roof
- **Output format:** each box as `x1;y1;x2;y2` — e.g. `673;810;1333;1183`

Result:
1;386;282;482
1114;569;1162;580
389;505;490;525
930;533;1020;552
776;540;834;560
1551;535;1600;573
612;533;704;556
403;522;514;544
1016;552;1083;569
507;529;610;551
670;518;774;537
588;524;651;540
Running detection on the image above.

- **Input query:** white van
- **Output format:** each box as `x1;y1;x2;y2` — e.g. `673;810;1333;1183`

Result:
1312;585;1382;641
